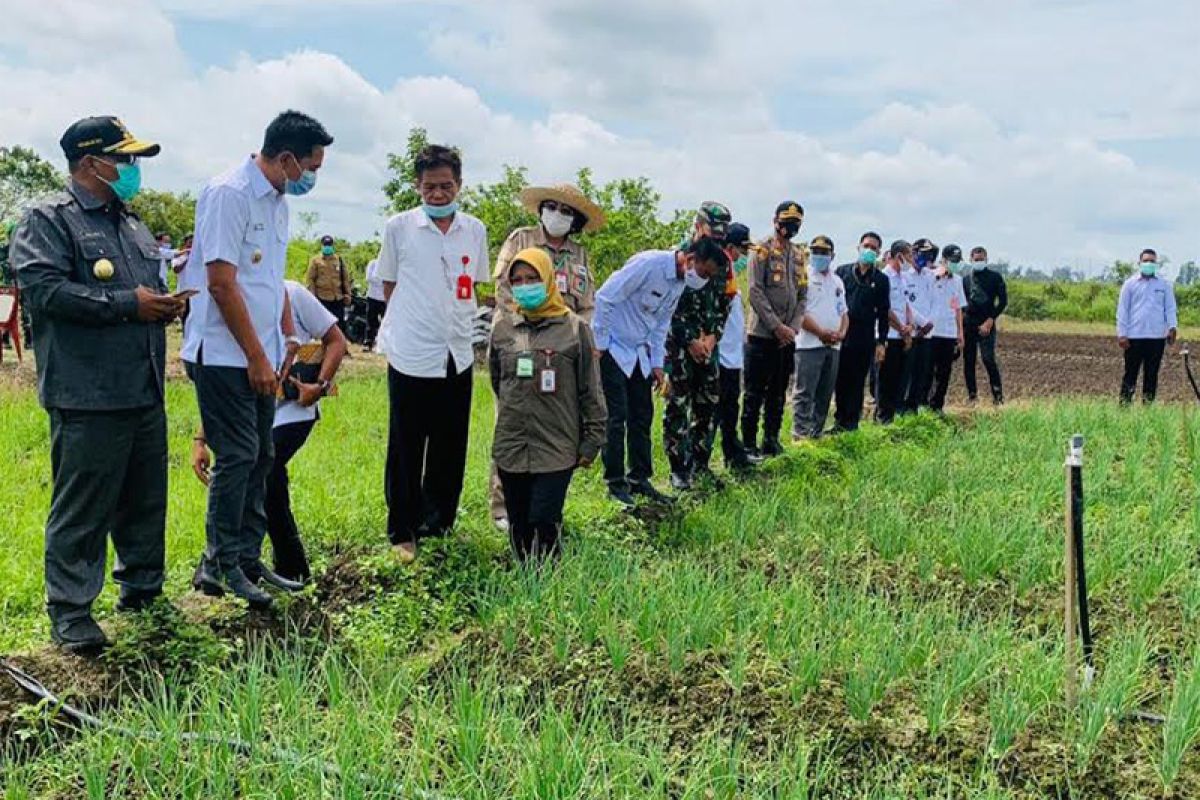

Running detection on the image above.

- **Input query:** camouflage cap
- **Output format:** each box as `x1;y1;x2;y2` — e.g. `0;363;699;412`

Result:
810;234;834;253
696;201;732;240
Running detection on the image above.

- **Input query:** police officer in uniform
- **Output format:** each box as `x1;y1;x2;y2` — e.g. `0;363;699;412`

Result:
742;201;809;457
10;116;182;652
664;201;734;489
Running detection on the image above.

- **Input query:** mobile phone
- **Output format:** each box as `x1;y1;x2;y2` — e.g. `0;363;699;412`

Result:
173;289;199;301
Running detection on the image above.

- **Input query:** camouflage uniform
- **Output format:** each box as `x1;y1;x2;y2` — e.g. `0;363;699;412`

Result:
663;202;733;478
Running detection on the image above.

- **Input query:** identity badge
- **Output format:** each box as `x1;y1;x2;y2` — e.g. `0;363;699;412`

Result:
516;353;534;378
539;368;557;394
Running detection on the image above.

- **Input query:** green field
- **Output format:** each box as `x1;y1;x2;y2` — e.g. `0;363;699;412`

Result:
3;370;1200;798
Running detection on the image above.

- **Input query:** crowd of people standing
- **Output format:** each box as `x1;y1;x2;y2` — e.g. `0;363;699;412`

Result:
6;109;1181;653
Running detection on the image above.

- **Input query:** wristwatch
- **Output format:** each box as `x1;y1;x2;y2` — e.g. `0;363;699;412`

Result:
318;379;332;397
285;335;303;349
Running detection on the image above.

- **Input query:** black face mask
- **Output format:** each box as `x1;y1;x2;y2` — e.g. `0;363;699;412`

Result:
778;222;800;239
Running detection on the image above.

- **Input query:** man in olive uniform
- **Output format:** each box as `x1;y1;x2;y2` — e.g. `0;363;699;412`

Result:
742;201;808;457
10;116;182;652
664;201;733;489
305;234;352;330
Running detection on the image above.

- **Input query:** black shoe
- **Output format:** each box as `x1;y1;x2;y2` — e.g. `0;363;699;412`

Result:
608;487;637;509
744;445;761;460
669;471;693;491
245;561;305;593
192;563;226;597
222;566;274;609
50;616;108;655
630;482;673;504
761;439;784;458
116;590;163;613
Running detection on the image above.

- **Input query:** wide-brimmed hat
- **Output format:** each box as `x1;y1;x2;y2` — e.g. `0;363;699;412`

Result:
519;183;606;234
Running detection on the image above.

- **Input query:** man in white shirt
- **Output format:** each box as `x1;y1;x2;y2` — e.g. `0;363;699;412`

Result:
191;281;347;584
927;244;968;413
376;145;490;561
364;256;386;350
793;235;848;440
1117;248;1178;404
184;110;333;608
877;240;916;424
900;238;937;413
592;237;727;507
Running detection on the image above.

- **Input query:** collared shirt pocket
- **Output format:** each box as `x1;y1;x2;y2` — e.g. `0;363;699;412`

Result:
77;235;130;287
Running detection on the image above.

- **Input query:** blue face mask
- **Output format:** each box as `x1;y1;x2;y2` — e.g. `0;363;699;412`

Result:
733;254;749;274
1141;261;1158;277
322;245;334;257
423;200;459;219
512;282;548;310
858;249;878;266
284;167;317;196
101;161;142;203
812;254;833;272
914;253;932;271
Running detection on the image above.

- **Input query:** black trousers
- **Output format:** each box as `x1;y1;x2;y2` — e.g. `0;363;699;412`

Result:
365;298;386;346
498;468;574;560
833;343;875;432
600;353;654;491
264;419;316;581
195;362;276;575
928;338;959;412
963;322;1003;402
1120;338;1167;404
876;340;908;424
319;299;346;333
45;405;166;626
742;335;794;449
901;338;934;414
717;365;747;463
385;360;473;544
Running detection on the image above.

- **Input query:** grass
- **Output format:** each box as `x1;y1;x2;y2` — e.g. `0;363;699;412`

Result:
3;365;1200;796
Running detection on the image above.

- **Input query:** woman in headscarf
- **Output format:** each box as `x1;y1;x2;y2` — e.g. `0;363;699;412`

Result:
489;183;606;529
489;248;607;561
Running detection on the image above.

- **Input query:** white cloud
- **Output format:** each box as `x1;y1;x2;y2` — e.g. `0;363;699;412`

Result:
0;0;1196;273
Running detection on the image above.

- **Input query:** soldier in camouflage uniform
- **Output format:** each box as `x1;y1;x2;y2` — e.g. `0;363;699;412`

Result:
663;202;734;490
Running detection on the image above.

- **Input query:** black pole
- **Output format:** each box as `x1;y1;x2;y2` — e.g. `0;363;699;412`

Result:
1068;434;1094;670
1184;348;1200;403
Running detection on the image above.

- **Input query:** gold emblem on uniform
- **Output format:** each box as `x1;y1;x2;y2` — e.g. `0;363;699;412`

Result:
252;248;263;264
93;258;115;280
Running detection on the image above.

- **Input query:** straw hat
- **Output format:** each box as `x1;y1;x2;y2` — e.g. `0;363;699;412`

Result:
519;183;606;234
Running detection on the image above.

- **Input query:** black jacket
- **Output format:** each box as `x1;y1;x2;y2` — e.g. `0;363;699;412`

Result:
835;262;890;348
12;181;167;411
963;266;1008;323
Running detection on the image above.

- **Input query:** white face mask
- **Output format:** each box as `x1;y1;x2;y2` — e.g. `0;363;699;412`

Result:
684;266;709;290
541;207;574;238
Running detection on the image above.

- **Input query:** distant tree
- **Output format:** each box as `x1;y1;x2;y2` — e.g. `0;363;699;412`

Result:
1177;260;1199;286
1051;266;1081;282
382;127;431;215
296;211;320;240
129;189;196;243
575;168;690;283
1100;260;1135;283
0;145;66;231
460;165;535;257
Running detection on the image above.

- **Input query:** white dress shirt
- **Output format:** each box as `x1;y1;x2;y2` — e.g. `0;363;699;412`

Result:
274;281;337;428
796;267;848;350
1117;274;1178;339
182;156;290;369
365;258;386;302
592;250;687;378
884;265;910;341
719;294;745;370
375;208;490;378
930;271;968;339
904;266;934;337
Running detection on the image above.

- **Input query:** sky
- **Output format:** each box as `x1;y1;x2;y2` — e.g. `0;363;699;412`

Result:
1;0;1197;274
